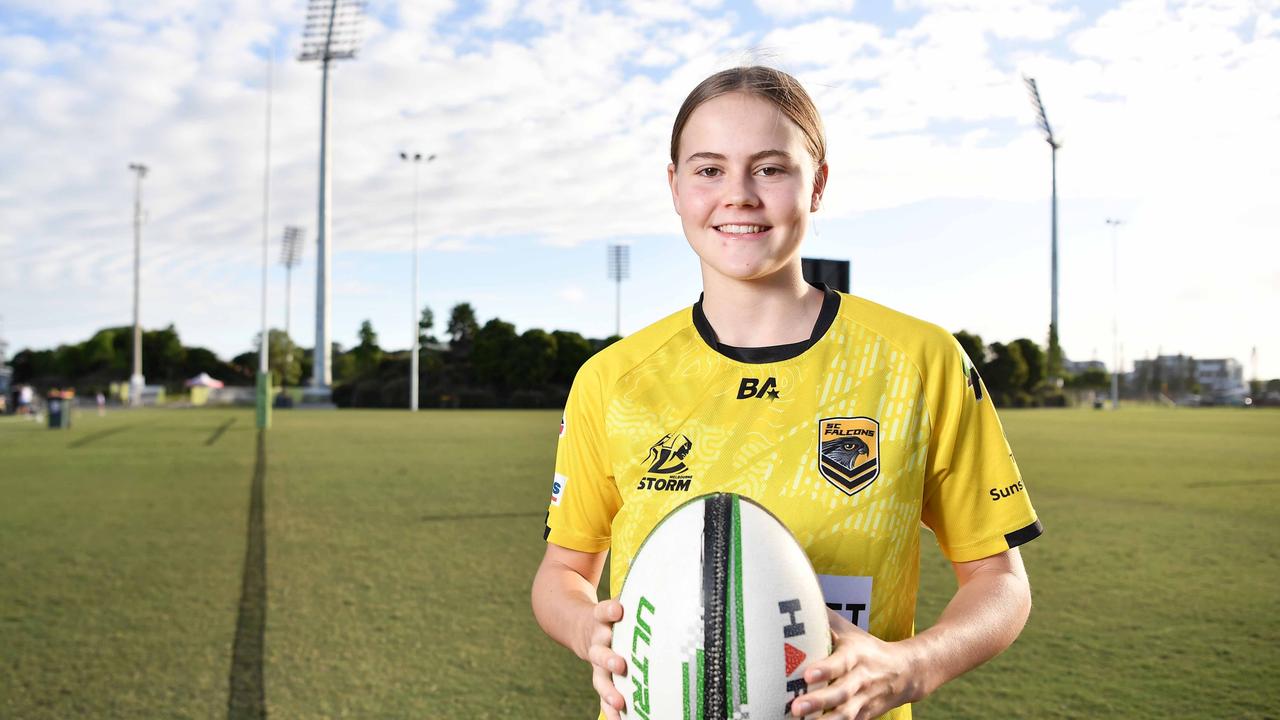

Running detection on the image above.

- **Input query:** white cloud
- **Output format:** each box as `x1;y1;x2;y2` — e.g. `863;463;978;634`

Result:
754;0;855;21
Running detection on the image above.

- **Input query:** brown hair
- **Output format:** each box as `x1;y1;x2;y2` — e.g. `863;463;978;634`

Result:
669;65;826;168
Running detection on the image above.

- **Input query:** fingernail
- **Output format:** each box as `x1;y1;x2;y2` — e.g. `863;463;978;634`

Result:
793;701;809;715
808;668;825;681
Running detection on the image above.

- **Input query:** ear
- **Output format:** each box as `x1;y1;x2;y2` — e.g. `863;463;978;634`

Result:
810;162;829;213
667;162;681;214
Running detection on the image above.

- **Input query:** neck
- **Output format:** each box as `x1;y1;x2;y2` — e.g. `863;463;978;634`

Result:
699;263;825;347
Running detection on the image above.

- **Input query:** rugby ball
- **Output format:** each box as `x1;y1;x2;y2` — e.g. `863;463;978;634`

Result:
611;493;830;720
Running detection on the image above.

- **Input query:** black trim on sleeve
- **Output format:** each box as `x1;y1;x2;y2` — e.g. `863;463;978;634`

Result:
1004;519;1043;549
692;282;841;364
542;512;551;541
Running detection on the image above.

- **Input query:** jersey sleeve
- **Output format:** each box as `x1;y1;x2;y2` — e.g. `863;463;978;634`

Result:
921;335;1042;562
543;359;622;553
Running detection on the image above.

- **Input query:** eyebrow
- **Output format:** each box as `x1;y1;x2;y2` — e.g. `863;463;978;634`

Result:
684;149;794;164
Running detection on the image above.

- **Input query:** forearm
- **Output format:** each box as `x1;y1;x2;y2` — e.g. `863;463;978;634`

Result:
531;556;599;659
902;560;1032;700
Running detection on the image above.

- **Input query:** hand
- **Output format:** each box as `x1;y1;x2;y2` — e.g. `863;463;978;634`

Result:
581;598;628;719
789;610;922;719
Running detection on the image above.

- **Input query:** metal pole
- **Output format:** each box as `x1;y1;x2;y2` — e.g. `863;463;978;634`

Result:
1049;144;1059;385
128;163;147;407
257;39;274;430
1107;218;1122;410
615;276;621;337
313;57;333;390
410;157;420;412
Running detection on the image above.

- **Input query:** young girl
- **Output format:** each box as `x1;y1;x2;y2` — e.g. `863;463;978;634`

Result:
532;66;1041;720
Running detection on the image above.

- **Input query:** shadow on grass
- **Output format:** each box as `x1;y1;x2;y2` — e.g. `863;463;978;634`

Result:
228;429;266;720
67;426;129;449
420;511;545;523
206;418;237;447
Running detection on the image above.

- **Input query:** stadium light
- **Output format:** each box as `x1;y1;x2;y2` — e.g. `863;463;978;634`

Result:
127;162;148;407
1106;218;1123;410
280;225;305;376
400;151;436;412
607;244;630;337
1023;75;1063;386
299;0;367;394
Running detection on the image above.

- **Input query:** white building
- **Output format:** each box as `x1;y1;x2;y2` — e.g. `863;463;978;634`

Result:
1194;358;1247;403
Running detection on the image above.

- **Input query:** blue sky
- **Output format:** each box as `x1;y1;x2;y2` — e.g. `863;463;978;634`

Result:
1;0;1277;378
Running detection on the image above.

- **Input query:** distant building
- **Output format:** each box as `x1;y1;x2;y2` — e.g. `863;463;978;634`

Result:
1195;358;1246;403
0;333;10;404
1128;354;1247;404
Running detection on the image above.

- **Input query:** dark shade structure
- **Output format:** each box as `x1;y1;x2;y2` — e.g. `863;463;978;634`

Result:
801;257;850;293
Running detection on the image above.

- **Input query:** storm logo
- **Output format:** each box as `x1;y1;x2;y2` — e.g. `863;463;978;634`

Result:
645;433;692;475
818;417;880;496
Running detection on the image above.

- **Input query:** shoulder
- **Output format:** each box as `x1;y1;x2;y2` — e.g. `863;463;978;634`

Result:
573;305;696;392
835;293;963;369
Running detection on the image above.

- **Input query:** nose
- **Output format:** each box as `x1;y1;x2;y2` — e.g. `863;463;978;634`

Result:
723;170;760;208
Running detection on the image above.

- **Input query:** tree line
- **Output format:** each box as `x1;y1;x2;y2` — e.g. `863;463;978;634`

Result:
8;308;1138;409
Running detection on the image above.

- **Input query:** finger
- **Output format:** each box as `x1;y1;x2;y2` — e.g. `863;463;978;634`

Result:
594;598;624;623
593;665;626;713
795;669;864;716
588;643;628;676
601;698;622;720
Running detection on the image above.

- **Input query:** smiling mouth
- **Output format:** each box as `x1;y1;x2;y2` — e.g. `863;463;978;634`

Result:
714;224;771;235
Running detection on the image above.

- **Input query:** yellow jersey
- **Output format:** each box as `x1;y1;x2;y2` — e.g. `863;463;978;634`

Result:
545;285;1040;719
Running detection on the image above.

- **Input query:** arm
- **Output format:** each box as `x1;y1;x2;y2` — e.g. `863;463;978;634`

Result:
791;547;1032;719
531;543;628;718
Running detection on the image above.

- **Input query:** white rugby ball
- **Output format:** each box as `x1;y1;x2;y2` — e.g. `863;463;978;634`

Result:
611;493;831;720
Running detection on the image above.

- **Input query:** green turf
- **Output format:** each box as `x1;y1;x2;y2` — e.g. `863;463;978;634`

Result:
1;407;1277;718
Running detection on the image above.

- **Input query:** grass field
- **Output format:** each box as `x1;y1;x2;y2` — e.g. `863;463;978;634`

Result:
1;406;1277;718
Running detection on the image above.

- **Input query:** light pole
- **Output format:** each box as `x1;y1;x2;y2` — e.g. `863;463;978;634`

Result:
1023;76;1062;386
128;162;148;407
280;226;305;376
257;37;275;431
607;244;630;337
1106;218;1123;410
299;0;366;394
401;151;435;412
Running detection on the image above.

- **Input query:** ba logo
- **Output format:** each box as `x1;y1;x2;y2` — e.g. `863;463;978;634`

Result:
737;376;780;400
645;433;692;475
818;417;880;496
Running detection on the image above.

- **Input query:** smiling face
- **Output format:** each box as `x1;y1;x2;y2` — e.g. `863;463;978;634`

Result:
668;92;828;284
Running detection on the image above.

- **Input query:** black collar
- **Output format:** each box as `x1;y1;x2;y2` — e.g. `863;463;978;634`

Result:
692;283;841;364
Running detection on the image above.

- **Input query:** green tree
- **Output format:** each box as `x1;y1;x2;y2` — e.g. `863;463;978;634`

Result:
1011;338;1045;392
142;325;188;386
551;330;593;385
953;331;985;373
472;318;517;388
513;329;557;390
1067;367;1110;391
447;303;480;353
418;306;436;348
985;342;1029;404
352;321;383;377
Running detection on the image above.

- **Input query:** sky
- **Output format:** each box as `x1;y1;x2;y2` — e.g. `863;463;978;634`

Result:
1;0;1277;379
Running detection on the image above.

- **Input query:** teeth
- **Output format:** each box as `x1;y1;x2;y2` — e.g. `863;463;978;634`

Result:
717;224;766;234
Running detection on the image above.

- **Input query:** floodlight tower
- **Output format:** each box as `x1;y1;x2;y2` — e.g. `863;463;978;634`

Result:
1106;218;1123;410
400;151;436;412
1023;76;1063;386
607;244;630;337
299;0;366;393
280;226;305;374
128;162;148;407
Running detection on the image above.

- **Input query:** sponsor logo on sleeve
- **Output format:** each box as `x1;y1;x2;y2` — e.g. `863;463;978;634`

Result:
559;415;566;437
549;473;567;506
817;417;880;496
990;480;1025;501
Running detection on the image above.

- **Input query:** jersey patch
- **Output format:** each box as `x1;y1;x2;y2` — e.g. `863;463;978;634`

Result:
818;417;880;496
817;574;873;631
550;473;567;506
